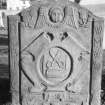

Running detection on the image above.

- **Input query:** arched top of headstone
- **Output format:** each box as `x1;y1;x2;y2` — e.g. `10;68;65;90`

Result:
20;0;94;30
18;0;104;51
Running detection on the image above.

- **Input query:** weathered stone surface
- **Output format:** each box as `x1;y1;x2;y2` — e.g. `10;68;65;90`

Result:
8;15;20;105
8;0;104;105
90;17;104;105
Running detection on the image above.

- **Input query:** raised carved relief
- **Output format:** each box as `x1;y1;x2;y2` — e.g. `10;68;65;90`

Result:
38;46;72;85
21;51;45;92
72;7;91;29
20;30;90;105
21;2;92;30
21;6;38;28
8;0;104;105
49;7;64;23
21;91;85;105
90;19;104;105
8;16;20;105
65;6;78;29
20;29;90;105
78;9;90;28
44;32;54;42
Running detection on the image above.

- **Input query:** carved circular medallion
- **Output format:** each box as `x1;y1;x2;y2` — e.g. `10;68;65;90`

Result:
49;7;64;23
38;46;72;86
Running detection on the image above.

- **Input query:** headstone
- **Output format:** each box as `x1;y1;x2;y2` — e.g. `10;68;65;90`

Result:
8;0;104;105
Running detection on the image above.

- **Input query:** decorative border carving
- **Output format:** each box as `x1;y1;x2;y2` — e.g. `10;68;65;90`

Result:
90;17;104;105
8;15;20;105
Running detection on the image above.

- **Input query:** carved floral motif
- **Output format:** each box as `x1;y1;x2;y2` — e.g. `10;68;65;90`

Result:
21;6;38;28
78;9;90;28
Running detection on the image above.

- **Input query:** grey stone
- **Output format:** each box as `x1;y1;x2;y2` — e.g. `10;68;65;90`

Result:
8;0;104;105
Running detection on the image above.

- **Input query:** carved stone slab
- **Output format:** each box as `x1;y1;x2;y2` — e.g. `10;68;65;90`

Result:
8;0;104;105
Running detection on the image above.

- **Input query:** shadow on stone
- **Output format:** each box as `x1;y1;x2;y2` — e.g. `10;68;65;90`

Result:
0;78;11;104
